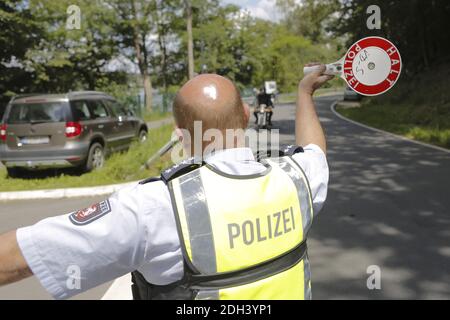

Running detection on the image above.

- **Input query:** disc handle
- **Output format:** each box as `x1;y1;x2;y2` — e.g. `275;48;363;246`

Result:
303;63;342;76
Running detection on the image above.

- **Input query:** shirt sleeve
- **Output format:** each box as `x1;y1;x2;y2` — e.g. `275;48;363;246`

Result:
291;144;329;215
16;184;148;300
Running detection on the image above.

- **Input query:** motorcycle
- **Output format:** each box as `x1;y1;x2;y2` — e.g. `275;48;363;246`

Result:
256;104;273;130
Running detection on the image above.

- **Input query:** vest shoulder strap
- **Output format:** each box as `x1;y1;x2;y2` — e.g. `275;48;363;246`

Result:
139;158;204;185
282;145;304;156
139;177;162;185
256;145;304;161
140;145;304;185
161;158;204;184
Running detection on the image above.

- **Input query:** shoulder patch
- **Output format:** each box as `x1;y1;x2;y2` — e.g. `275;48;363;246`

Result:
69;200;112;226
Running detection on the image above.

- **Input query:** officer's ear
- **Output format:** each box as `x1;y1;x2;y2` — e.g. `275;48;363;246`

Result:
175;127;184;143
243;102;250;125
175;126;192;154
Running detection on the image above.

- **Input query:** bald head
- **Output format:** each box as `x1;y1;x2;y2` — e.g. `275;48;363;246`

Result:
173;74;248;135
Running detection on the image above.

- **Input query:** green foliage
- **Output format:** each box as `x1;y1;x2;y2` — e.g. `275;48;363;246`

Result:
0;125;174;191
338;103;450;149
186;5;342;93
31;0;126;91
142;111;172;122
0;0;43;104
276;0;341;43
0;0;349;103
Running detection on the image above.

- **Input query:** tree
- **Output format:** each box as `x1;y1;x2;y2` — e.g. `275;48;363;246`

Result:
185;0;195;79
276;0;340;43
23;0;127;93
0;0;43;103
152;0;180;92
110;0;157;112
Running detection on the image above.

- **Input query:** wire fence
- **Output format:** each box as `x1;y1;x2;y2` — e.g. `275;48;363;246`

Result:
124;91;176;118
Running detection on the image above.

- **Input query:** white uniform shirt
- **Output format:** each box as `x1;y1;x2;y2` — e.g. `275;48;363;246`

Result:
17;145;329;299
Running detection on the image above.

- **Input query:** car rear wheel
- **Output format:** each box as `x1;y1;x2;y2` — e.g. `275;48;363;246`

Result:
138;129;148;143
84;143;105;172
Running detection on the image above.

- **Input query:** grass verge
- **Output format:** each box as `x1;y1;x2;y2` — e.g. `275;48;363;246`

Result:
142;111;172;123
0;124;174;192
337;103;450;150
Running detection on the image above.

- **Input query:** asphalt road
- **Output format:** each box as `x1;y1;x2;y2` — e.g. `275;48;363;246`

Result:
1;95;449;299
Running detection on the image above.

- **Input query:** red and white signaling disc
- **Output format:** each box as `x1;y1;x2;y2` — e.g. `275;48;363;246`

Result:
343;36;402;96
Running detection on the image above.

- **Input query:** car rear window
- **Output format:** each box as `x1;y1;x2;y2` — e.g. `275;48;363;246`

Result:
7;102;68;124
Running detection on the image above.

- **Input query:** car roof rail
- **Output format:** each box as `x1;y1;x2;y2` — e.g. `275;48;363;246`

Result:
10;93;44;102
68;91;112;99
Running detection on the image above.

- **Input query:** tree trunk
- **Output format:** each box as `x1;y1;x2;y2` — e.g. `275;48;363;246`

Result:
143;72;153;113
155;2;168;94
185;0;195;79
141;32;153;113
131;0;152;113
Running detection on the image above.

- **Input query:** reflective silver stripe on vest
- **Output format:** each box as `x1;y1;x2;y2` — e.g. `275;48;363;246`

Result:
303;255;312;300
274;157;313;235
195;290;219;300
179;170;217;275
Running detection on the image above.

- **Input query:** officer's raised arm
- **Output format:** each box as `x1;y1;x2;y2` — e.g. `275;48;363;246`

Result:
0;230;32;285
296;64;334;154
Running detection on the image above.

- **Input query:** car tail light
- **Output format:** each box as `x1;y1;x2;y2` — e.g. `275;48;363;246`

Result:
0;124;6;142
65;122;83;138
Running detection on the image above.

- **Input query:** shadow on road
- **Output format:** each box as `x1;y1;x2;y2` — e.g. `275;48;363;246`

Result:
274;97;450;299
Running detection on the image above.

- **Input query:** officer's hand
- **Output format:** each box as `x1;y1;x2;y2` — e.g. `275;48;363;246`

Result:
299;63;334;96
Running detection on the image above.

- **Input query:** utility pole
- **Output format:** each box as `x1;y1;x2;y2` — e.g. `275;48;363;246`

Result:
185;0;195;79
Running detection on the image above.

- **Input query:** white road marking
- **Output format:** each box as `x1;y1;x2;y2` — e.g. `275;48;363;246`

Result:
101;274;133;300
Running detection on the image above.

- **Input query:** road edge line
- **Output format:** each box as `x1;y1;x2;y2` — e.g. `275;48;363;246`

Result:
0;180;139;201
330;102;450;154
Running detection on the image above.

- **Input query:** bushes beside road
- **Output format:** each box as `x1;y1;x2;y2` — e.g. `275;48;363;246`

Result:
0;125;174;192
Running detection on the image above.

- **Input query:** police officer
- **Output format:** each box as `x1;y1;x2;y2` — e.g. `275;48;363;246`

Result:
0;65;332;300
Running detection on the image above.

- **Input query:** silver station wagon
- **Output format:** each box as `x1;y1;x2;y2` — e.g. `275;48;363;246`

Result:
0;91;148;177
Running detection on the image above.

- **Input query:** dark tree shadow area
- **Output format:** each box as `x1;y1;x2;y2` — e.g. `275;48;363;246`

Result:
5;167;84;180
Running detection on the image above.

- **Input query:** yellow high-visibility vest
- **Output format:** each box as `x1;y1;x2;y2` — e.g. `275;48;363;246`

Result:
132;152;314;300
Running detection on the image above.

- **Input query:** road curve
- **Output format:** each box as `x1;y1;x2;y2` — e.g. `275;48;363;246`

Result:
305;96;450;299
1;96;449;299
